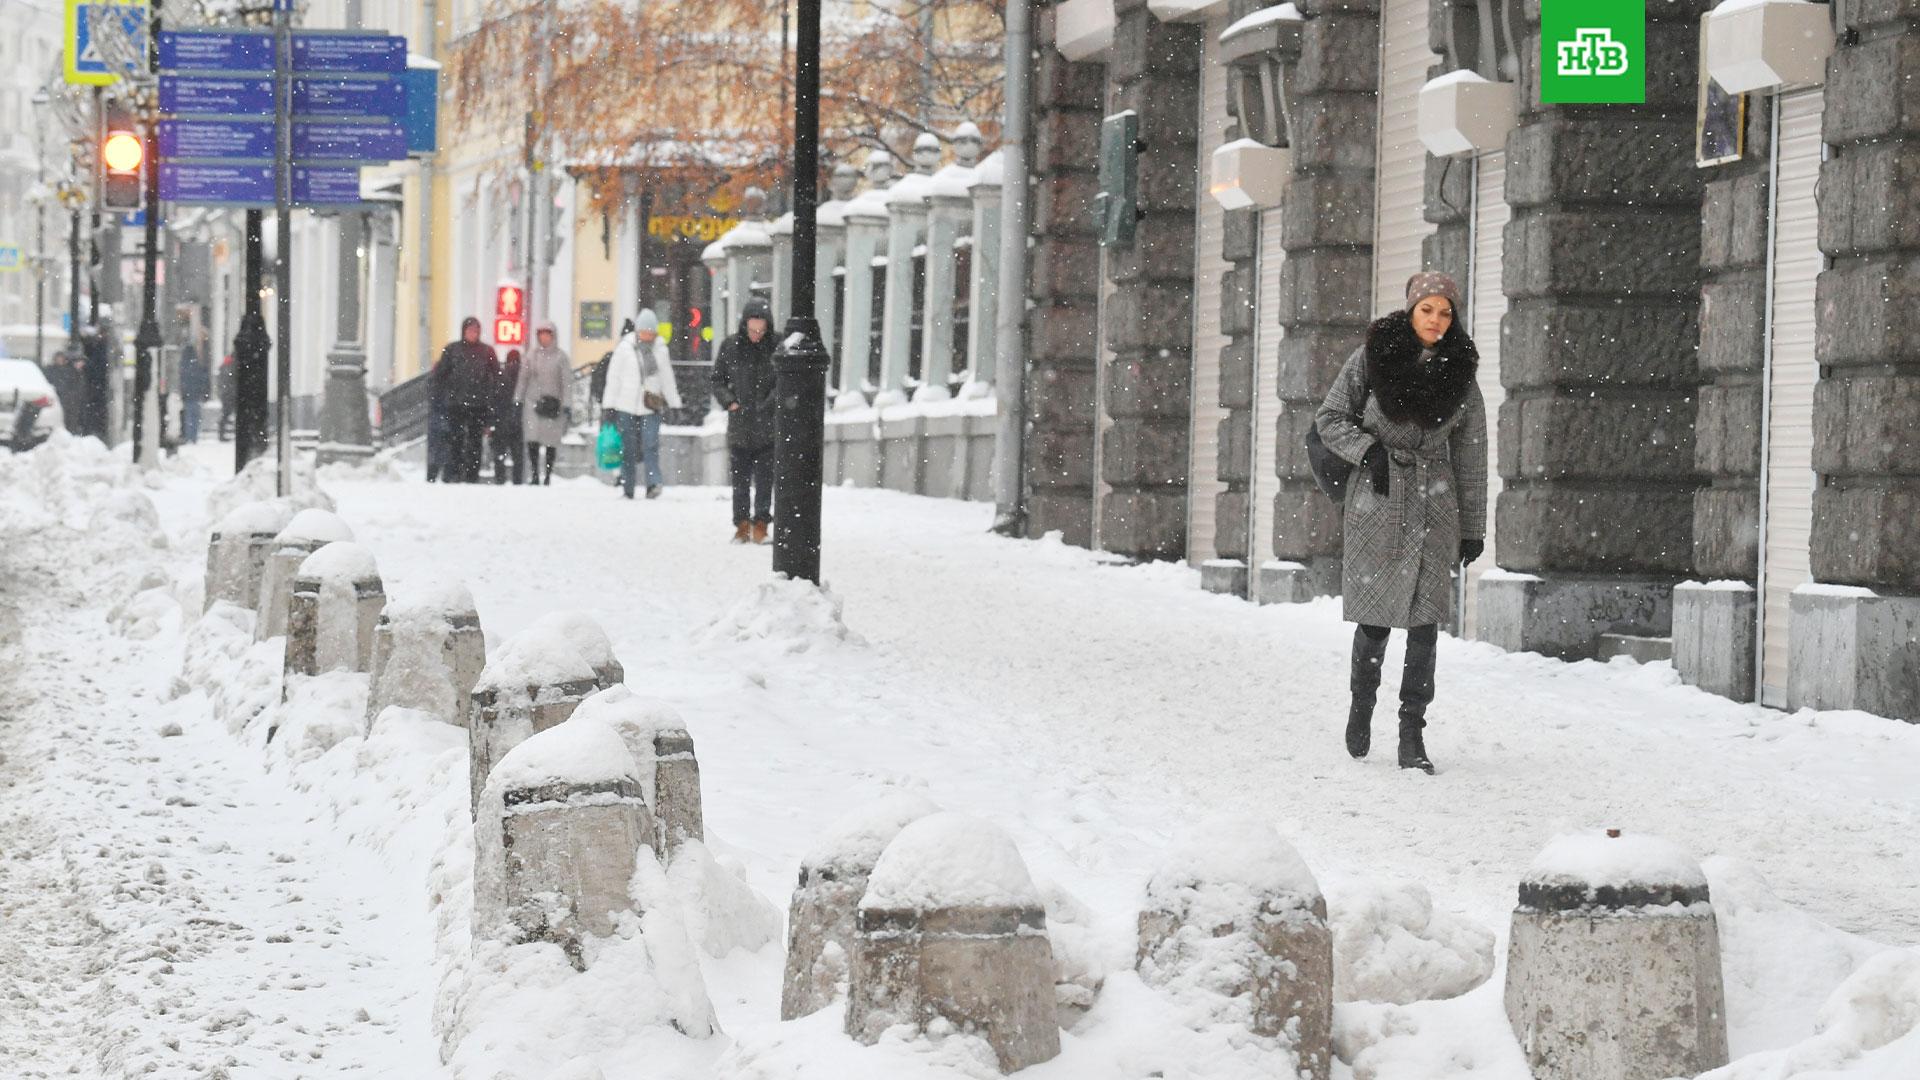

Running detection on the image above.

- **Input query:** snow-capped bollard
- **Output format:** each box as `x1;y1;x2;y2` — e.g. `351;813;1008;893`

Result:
471;716;652;966
467;624;601;817
782;791;940;1020
527;610;624;690
1136;819;1334;1080
568;686;703;856
847;812;1060;1074
255;508;354;641
366;577;487;728
283;542;384;682
1504;830;1729;1080
204;501;294;612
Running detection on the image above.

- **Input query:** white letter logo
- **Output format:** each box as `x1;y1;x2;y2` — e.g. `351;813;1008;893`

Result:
1557;28;1631;77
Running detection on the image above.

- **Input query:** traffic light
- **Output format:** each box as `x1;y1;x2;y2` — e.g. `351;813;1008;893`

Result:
101;102;144;211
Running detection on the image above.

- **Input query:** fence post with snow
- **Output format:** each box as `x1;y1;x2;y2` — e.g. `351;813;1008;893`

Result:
256;508;355;640
569;687;705;858
204;501;293;612
472;717;654;966
1504;830;1729;1080
283;542;385;684
467;625;602;816
1135;820;1334;1080
367;578;487;728
781;792;939;1020
847;812;1060;1073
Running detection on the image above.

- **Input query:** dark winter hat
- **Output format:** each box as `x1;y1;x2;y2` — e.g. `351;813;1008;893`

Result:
461;315;482;334
1404;272;1461;314
741;298;773;325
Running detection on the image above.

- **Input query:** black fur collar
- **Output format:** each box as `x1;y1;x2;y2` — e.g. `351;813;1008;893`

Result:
1364;310;1479;429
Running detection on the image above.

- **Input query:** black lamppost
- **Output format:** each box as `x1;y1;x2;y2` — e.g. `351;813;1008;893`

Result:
227;1;282;472
770;0;829;584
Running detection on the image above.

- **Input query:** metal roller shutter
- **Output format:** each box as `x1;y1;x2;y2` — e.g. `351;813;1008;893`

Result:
1372;0;1439;315
1462;150;1508;639
1188;13;1234;564
1760;89;1824;706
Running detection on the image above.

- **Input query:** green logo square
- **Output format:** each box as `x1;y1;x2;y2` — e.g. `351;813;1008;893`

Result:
1540;0;1646;104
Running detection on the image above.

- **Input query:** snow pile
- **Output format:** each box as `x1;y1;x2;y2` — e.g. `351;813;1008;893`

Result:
1324;875;1496;1005
278;506;356;546
385;574;478;622
1524;829;1708;893
1698;948;1920;1079
268;671;370;765
802;790;942;879
528;610;620;676
317;446;411;484
213;498;296;538
297;539;380;584
486;714;641;795
87;489;168;549
107;566;185;641
204;451;333;527
1145;818;1323;931
664;838;784;959
570;686;687;804
862;812;1041;911
477;623;599;693
698;577;864;655
0;432;133;536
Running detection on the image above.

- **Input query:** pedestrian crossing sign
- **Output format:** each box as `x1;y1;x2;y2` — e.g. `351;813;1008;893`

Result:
0;246;21;272
65;0;148;87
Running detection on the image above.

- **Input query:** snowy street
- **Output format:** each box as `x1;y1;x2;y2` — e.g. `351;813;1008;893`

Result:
3;437;1918;1079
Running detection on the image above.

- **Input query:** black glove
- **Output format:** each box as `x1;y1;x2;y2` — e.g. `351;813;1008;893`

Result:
1460;538;1484;565
1362;443;1390;496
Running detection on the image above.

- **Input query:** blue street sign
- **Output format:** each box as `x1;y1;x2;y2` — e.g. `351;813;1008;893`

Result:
157;29;273;72
291;166;361;206
292;76;404;119
292;120;407;163
159;117;275;158
66;1;149;87
160;75;274;115
404;65;437;155
159;162;274;204
292;34;405;74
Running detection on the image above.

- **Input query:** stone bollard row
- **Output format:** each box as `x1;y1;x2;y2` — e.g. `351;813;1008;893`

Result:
1136;819;1334;1080
471;715;653;967
283;541;384;689
781;791;939;1020
204;500;294;612
1505;830;1729;1080
466;622;602;817
846;812;1060;1074
366;577;486;728
257;508;355;641
569;686;705;857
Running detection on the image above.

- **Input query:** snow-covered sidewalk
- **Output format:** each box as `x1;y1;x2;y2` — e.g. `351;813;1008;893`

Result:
4;436;1917;1079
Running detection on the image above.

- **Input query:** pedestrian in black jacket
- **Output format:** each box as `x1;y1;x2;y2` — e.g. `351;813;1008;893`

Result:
431;316;499;483
711;299;778;544
491;347;525;484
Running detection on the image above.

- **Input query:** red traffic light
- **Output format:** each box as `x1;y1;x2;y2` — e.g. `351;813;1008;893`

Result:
103;131;143;174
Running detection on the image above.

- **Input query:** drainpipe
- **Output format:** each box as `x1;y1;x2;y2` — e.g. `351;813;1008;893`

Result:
990;0;1032;535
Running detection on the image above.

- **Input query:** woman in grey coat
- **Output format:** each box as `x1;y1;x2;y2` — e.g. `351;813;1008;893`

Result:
1314;272;1487;774
515;321;574;485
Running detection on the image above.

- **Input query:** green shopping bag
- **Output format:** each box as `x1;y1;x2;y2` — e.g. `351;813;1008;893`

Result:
597;421;623;470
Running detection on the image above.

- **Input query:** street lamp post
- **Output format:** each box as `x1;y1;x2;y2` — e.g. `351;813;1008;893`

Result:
771;0;830;584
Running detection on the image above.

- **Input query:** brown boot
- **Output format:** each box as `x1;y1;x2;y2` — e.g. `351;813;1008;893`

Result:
751;521;769;545
731;521;752;544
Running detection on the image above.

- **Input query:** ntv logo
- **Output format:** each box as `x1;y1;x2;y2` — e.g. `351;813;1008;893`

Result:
1556;28;1631;77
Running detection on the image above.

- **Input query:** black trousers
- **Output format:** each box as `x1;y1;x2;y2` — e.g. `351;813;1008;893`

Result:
730;444;774;524
1351;623;1439;730
492;417;525;484
526;441;557;484
448;408;487;483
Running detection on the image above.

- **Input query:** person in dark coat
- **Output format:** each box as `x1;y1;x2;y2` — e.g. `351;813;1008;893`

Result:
491;347;525;484
711;299;777;544
43;350;86;434
432;317;499;483
178;341;211;443
1314;272;1487;775
217;353;237;441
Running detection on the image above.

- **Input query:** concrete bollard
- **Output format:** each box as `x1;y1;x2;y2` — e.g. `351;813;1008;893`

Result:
467;623;601;817
1505;830;1729;1080
781;791;940;1020
366;577;487;728
256;508;354;641
848;812;1060;1073
471;716;653;966
527;610;624;690
568;686;703;856
1136;819;1334;1080
283;542;384;684
204;500;294;613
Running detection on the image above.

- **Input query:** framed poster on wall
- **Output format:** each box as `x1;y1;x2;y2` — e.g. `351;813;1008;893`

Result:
1697;23;1747;168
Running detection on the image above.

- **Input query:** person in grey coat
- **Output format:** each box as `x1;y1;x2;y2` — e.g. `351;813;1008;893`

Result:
1314;271;1488;774
516;321;573;485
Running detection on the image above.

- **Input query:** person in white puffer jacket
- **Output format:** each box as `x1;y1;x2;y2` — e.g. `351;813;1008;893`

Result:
601;308;683;499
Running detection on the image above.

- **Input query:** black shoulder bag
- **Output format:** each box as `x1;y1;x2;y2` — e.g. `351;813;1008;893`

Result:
1304;375;1370;501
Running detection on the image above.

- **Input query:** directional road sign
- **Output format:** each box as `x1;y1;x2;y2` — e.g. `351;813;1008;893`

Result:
292;34;405;74
65;0;148;86
159;162;275;205
291;166;363;206
158;118;275;159
160;75;275;115
292;77;406;119
292;120;407;163
157;29;273;71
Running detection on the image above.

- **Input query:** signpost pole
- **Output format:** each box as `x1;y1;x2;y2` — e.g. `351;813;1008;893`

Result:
273;0;293;497
133;0;165;468
233;207;270;471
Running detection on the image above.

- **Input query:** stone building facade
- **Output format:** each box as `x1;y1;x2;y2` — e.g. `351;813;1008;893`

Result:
1019;0;1919;721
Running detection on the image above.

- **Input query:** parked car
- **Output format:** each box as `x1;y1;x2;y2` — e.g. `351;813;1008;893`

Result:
0;358;65;450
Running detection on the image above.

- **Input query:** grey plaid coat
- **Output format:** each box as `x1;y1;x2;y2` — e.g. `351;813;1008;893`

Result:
1315;316;1488;629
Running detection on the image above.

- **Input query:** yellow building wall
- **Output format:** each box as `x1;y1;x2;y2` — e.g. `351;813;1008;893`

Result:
568;183;621;370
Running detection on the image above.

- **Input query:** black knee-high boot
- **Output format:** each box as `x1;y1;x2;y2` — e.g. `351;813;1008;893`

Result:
1398;624;1438;773
1348;624;1391;758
